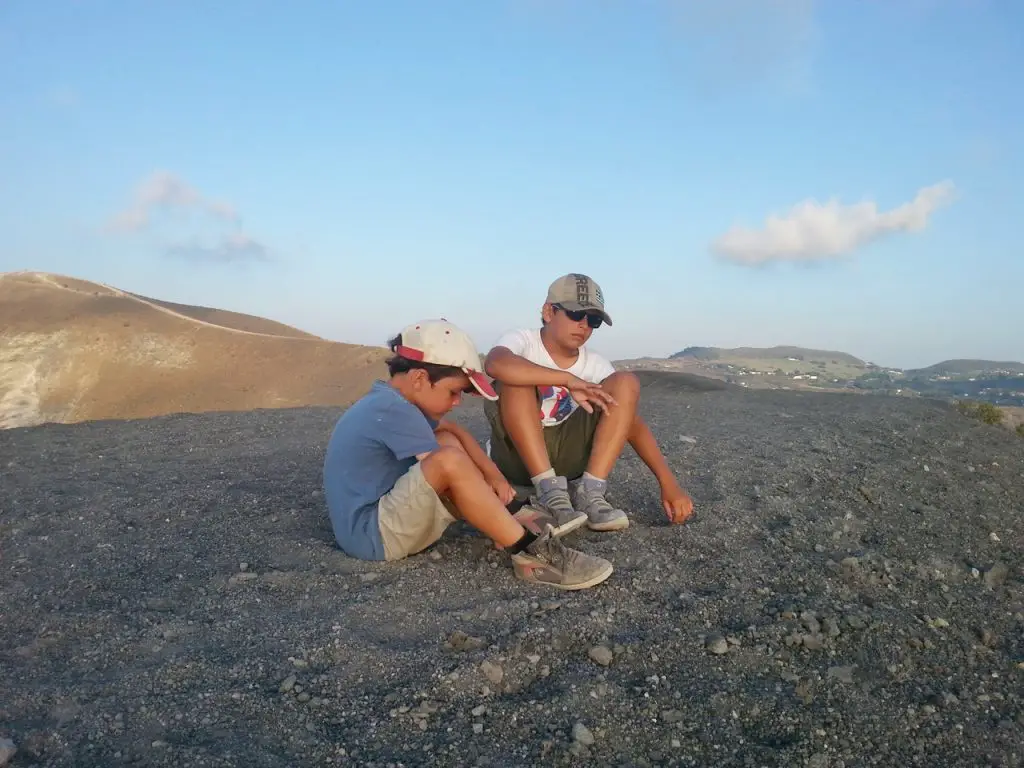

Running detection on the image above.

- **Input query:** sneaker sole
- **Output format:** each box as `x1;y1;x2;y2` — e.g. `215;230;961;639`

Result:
551;513;589;537
588;516;630;532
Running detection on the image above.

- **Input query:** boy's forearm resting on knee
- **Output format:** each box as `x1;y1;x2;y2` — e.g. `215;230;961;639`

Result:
484;347;571;387
628;417;676;485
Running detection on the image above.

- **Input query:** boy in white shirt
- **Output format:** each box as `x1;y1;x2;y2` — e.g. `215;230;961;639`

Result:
483;273;694;533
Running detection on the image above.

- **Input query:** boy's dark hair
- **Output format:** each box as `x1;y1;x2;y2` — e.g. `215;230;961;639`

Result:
385;333;464;383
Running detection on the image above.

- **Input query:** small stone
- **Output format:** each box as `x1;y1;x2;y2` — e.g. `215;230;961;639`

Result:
802;634;824;651
473;723;484;734
572;722;595;746
446;630;486;652
0;739;16;767
800;611;820;634
588;645;614;666
472;705;487;717
527;654;541;665
984;562;1009;589
297;692;311;703
239;562;249;571
828;666;855;684
480;660;503;686
228;572;258;585
428;550;442;561
705;633;729;655
292;658;308;669
823;617;841;638
661;709;684;723
807;753;830;768
360;572;381;583
671;738;681;748
279;675;297;693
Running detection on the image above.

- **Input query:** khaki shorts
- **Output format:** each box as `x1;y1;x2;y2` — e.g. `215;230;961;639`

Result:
377;463;457;561
484;385;601;487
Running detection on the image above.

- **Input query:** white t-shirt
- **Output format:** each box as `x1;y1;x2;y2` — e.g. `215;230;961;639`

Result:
492;328;616;427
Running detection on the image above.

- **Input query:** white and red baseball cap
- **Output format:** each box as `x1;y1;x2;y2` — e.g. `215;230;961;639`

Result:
394;319;497;400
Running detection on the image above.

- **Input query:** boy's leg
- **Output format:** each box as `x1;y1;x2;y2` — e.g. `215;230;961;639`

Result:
570;372;641;531
485;388;588;535
416;445;614;590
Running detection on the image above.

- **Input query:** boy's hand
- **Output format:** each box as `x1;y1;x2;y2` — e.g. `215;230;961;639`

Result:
488;474;516;506
565;374;617;414
661;479;694;524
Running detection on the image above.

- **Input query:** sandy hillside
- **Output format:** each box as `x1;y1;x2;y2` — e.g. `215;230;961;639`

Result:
0;271;389;429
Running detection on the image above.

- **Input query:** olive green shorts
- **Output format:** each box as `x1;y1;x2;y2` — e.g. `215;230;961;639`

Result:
483;388;601;487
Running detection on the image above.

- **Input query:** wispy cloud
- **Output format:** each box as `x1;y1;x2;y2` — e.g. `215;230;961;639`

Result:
711;181;956;266
106;171;271;264
165;233;271;263
107;171;238;233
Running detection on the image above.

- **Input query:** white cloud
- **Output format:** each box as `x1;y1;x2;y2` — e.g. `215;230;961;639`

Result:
711;181;956;266
106;171;271;265
165;233;271;263
107;171;238;233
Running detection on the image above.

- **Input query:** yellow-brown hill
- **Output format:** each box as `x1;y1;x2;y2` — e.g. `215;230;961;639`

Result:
0;271;389;429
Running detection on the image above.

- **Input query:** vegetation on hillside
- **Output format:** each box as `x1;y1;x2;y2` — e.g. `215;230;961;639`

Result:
955;399;1005;426
906;359;1024;376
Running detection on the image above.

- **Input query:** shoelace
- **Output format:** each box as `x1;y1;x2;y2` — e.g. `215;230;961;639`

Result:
534;489;575;518
578;487;616;514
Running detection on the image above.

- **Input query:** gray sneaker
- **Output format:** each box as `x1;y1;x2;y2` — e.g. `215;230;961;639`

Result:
571;476;629;531
530;475;588;536
511;525;614;590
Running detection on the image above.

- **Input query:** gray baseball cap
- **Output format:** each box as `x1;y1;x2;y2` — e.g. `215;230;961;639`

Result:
545;273;612;326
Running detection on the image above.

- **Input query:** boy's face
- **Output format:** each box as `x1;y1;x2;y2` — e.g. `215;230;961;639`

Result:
407;370;473;421
542;302;602;350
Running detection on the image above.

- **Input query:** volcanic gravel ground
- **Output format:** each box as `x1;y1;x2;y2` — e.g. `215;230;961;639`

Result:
2;372;1022;767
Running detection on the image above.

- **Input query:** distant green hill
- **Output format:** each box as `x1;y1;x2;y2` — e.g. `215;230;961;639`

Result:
671;345;865;367
905;359;1024;376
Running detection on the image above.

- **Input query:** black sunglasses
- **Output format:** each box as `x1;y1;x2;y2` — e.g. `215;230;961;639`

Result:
553;304;603;329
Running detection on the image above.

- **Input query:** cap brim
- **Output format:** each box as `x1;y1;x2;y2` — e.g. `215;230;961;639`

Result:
559;302;613;327
465;369;498;400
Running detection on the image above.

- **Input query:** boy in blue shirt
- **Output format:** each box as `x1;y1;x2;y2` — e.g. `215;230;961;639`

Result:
322;318;613;591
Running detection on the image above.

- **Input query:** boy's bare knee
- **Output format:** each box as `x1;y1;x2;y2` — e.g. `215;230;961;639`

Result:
436;431;464;451
423;444;472;478
604;371;641;400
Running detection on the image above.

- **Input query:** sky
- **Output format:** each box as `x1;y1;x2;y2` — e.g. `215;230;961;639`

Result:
1;0;1022;369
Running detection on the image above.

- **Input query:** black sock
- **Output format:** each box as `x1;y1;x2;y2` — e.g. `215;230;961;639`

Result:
507;529;538;554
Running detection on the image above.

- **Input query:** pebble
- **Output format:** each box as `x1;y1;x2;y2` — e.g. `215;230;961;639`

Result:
297;692;311;703
705;633;729;655
359;572;381;583
446;631;486;652
984;562;1009;589
0;739;15;767
802;634;824;651
828;666;855;684
480;660;503;685
573;722;595;746
588;645;614;666
473;723;484;734
472;705;487;717
279;675;297;693
428;550;443;561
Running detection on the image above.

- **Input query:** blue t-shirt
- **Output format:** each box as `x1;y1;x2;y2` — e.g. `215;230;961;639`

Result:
322;381;440;560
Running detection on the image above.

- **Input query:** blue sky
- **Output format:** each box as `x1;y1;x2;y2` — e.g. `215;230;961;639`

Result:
1;0;1021;368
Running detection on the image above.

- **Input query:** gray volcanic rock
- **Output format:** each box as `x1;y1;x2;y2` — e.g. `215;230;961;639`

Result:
2;378;1023;767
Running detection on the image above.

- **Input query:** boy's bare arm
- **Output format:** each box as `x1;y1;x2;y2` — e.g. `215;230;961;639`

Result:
628;416;694;524
485;347;617;413
484;346;570;387
435;421;515;504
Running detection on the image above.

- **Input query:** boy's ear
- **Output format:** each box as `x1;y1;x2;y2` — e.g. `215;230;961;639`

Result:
541;302;556;324
410;368;429;389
